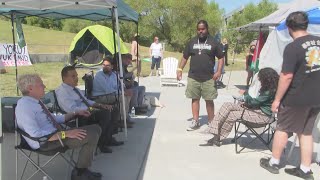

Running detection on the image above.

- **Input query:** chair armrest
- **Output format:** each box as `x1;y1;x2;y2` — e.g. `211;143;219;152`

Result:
17;128;58;146
240;104;269;117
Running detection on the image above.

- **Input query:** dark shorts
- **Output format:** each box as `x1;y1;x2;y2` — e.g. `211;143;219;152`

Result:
276;104;320;135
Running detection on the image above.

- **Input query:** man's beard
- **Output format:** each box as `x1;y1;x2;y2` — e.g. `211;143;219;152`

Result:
103;69;111;74
198;34;208;41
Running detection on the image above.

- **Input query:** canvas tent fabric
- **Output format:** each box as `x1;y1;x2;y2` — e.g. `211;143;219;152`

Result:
248;7;320;98
0;0;138;22
259;7;320;73
69;25;128;65
236;0;320;31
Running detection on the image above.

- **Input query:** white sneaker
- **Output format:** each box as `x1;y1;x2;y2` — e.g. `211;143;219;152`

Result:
187;120;200;131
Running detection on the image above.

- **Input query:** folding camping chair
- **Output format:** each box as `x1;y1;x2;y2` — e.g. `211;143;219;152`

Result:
50;90;79;128
81;71;122;154
233;104;276;154
159;57;180;86
14;106;76;180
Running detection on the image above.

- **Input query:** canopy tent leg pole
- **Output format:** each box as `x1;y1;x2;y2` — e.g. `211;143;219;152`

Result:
111;8;124;134
10;12;19;95
226;38;239;90
136;22;140;84
114;7;128;140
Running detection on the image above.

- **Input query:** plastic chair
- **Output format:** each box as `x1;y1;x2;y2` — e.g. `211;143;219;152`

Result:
159;57;180;86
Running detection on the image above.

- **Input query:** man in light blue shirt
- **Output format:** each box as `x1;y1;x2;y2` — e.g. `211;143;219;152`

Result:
92;57;134;127
92;64;118;97
56;65;123;153
16;74;102;180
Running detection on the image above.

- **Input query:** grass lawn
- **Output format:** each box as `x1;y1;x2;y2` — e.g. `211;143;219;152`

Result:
0;19;245;97
0;60;245;97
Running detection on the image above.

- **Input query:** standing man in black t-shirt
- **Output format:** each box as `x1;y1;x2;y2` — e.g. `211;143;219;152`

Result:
177;20;224;131
260;11;320;180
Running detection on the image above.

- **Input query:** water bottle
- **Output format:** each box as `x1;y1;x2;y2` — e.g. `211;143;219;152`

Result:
131;107;136;117
43;176;48;180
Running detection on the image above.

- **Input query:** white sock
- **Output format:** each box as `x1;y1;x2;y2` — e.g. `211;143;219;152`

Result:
300;164;311;173
269;157;280;166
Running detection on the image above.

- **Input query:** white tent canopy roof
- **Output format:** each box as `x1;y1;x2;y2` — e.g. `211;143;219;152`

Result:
236;0;320;31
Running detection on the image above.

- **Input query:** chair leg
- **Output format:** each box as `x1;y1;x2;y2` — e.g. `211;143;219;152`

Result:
19;151;32;180
234;122;273;153
18;150;53;180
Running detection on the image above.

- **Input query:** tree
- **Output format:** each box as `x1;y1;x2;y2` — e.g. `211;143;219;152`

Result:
124;0;223;52
62;19;94;33
224;0;277;53
25;17;62;30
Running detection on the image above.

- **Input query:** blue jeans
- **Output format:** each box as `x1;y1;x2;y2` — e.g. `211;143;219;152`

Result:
151;56;161;70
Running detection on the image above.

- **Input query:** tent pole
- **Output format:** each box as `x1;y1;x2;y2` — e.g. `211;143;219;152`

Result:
111;9;118;58
10;12;19;96
226;38;239;90
111;8;124;134
136;22;140;84
114;7;128;140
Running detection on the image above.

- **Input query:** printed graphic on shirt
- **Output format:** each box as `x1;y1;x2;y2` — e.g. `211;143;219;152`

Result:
302;40;320;73
193;44;212;50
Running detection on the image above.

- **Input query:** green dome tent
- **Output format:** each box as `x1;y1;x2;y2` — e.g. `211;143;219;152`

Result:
69;25;128;67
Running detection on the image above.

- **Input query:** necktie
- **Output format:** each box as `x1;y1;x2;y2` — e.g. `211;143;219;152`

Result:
39;100;62;131
73;88;91;108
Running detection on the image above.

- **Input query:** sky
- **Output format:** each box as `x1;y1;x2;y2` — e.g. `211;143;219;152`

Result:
209;0;293;14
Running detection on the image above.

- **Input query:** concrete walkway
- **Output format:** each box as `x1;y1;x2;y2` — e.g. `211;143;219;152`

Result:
138;71;320;180
2;70;320;180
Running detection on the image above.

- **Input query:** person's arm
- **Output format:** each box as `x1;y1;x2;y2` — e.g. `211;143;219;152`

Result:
271;72;293;112
213;57;224;80
271;44;296;112
244;91;270;107
177;42;190;80
16;104;49;138
48;128;87;141
213;44;224;80
177;57;188;81
63;110;91;123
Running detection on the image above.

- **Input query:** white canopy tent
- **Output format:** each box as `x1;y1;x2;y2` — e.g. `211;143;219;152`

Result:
236;0;320;31
0;0;139;138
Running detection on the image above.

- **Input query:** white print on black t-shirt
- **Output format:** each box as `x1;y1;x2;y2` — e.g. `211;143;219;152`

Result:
193;44;212;50
302;40;320;49
304;45;320;73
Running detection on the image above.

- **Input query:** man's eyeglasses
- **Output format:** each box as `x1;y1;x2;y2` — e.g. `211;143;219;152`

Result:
102;64;111;67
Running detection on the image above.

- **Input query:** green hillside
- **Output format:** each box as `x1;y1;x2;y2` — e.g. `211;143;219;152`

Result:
0;20;244;96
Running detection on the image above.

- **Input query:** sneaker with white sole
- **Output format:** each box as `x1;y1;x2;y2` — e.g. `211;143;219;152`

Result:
187;120;200;131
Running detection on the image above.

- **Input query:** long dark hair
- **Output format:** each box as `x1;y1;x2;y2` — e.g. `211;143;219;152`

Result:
258;68;279;94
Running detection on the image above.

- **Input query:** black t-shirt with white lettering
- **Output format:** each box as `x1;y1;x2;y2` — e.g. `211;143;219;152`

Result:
281;35;320;106
183;35;224;82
